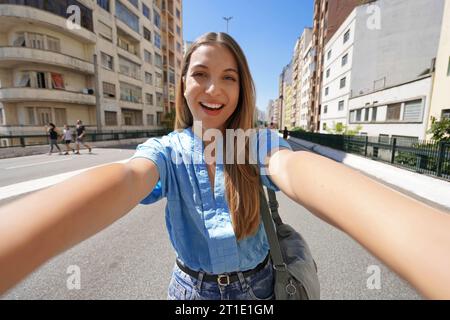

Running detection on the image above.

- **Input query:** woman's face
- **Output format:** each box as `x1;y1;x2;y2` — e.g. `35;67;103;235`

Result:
183;44;240;133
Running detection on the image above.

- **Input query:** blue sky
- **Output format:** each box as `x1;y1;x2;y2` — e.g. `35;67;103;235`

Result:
183;0;315;114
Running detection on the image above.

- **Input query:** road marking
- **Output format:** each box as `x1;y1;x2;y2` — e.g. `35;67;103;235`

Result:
0;158;130;201
4;158;73;170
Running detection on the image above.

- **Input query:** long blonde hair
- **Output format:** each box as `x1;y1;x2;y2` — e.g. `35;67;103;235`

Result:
175;32;261;241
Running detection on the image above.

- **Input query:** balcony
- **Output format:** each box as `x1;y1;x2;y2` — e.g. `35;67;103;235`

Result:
0;87;96;105
0;47;94;74
0;4;96;43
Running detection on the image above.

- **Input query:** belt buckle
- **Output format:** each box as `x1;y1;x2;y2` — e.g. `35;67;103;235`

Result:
217;274;230;286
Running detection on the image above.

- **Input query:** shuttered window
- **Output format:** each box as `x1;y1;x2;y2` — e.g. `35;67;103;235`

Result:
403;99;422;121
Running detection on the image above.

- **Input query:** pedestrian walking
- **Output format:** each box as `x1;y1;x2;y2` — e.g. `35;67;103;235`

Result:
75;120;92;154
1;32;450;300
46;123;62;155
61;124;75;155
283;126;289;139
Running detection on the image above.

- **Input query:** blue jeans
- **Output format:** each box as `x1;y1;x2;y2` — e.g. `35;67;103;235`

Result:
167;258;275;300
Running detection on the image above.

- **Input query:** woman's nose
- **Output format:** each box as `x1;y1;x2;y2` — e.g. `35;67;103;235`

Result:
205;80;221;96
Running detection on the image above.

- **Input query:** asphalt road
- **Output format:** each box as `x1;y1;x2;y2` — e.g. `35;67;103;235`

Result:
0;145;422;300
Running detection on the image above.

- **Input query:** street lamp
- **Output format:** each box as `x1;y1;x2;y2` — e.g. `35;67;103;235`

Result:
223;16;233;33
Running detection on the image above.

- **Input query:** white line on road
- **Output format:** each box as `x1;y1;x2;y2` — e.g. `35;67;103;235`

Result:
0;158;130;201
4;158;73;170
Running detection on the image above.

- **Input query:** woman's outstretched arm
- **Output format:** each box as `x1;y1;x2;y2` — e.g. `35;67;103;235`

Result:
0;158;159;295
268;149;450;299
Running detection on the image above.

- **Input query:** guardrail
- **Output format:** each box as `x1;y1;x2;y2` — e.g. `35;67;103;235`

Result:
288;131;450;181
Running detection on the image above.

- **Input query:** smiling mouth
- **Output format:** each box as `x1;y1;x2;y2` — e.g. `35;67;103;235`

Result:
199;102;225;111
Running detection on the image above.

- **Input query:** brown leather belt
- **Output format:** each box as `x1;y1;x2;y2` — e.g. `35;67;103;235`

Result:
176;254;270;286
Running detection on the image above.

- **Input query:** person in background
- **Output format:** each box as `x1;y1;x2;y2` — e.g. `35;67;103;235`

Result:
46;123;62;155
75;120;92;154
61;124;75;155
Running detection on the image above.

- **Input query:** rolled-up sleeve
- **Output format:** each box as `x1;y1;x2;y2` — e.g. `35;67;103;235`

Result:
256;129;292;191
130;137;169;204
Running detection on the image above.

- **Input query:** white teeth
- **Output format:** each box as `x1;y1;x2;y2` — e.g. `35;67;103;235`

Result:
201;102;223;109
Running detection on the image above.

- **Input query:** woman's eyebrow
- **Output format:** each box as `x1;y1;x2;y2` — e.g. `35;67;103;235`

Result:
191;64;238;74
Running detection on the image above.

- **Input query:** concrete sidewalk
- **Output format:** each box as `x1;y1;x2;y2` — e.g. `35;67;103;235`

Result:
287;136;450;212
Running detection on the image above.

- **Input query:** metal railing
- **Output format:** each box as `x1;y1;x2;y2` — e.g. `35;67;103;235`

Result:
289;131;450;181
0;129;170;148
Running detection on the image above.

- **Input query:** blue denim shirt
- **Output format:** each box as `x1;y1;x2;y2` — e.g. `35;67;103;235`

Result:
131;127;292;274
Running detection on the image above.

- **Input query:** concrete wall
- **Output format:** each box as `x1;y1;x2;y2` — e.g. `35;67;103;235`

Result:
351;0;445;97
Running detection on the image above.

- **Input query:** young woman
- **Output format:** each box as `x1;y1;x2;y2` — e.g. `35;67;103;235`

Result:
61;124;75;155
0;33;449;299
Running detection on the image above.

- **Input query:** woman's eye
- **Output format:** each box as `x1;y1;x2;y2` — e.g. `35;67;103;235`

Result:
192;72;206;78
224;76;237;81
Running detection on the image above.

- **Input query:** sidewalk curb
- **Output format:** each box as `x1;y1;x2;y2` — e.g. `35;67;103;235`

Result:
287;136;450;211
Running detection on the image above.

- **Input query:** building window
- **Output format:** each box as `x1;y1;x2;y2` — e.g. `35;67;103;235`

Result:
145;72;153;85
323;105;328;114
46;36;60;52
36;72;47;88
387;103;401;121
54;108;67;126
326;68;330;78
153;9;161;28
101;52;114;70
105;111;117;125
119;56;141;80
143;4;150;20
378;134;390;144
116;0;139;33
154;32;161;49
403;99;422;122
122;108;143;125
325;87;329;96
364;108;370;121
128;0;138;8
154;53;163;69
327;49;331;60
103;82;116;98
120;82;142;103
343;29;350;43
322;122;327;130
28;33;45;49
51;73;65;89
338;100;344;111
442;109;450;120
156;92;163;107
342;53;348;66
147;114;154;125
176;42;181;53
155;72;163;88
176;8;180;19
144;50;152;64
98;21;113;41
97;0;109;12
145;93;153;105
0;108;4;125
156;111;163;125
37;107;52;125
340;77;346;88
176;25;181;36
371;107;377;121
143;27;152;42
447;56;450;76
356;109;362;122
26;107;36;125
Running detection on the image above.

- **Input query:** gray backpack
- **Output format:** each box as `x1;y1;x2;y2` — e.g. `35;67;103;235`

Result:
260;186;320;300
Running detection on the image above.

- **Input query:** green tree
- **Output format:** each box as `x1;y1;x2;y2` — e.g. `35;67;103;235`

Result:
427;116;450;142
325;122;363;136
161;110;176;130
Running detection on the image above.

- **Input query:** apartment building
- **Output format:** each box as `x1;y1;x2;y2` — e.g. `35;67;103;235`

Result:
281;62;294;130
344;0;444;140
311;0;375;132
267;99;282;128
427;0;450;138
0;0;183;139
298;28;314;130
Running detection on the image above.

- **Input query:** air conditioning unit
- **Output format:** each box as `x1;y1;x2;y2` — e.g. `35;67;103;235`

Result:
82;88;94;94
